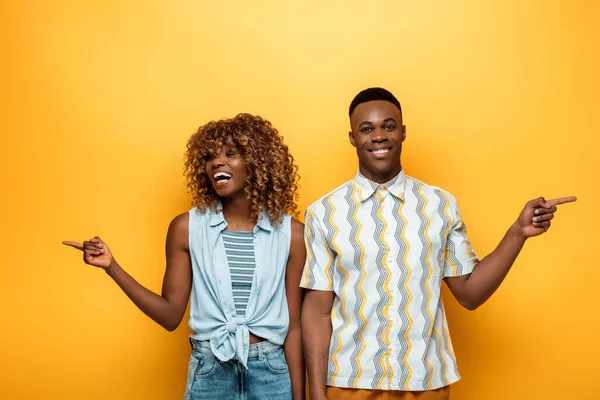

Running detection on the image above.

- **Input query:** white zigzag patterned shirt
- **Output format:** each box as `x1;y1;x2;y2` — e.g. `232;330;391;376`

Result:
301;170;479;391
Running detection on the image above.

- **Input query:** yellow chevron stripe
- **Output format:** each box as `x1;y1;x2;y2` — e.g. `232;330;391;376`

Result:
351;185;367;386
326;194;350;385
418;185;435;389
399;198;413;390
438;191;457;276
301;211;315;287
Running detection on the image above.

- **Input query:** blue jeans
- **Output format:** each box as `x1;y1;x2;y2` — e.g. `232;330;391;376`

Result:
184;339;292;400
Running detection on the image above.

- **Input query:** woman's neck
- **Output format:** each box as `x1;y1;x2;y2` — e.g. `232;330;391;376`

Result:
221;196;256;231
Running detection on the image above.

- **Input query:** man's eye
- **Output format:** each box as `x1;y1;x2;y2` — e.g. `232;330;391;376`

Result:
385;125;396;131
361;127;372;133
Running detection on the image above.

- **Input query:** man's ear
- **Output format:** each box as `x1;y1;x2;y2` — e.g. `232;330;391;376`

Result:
349;130;356;147
401;125;406;142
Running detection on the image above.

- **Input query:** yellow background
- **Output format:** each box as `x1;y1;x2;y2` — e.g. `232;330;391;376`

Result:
1;1;597;399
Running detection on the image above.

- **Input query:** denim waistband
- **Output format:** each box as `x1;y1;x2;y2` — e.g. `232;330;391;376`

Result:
190;339;282;359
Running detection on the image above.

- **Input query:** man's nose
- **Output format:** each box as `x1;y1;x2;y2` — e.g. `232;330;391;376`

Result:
371;129;388;142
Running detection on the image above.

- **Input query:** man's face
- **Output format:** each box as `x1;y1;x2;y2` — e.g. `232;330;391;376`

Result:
349;100;406;183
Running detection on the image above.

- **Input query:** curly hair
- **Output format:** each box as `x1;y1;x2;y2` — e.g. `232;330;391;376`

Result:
184;113;300;226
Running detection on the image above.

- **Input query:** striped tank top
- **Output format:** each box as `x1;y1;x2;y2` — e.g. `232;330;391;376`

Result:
221;230;255;317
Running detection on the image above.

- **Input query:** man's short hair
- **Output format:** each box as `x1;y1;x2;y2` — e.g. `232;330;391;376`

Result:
349;87;402;117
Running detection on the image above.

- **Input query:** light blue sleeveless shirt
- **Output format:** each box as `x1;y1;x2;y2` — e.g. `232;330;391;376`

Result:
187;207;292;367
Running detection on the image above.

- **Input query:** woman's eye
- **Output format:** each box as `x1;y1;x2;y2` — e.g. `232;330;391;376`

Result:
203;155;215;161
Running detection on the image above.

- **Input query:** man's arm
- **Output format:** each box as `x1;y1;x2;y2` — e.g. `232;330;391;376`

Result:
299;207;336;400
284;218;306;400
445;196;576;310
302;289;334;400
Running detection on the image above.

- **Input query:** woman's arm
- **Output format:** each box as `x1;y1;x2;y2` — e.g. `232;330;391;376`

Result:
63;212;192;331
284;218;306;399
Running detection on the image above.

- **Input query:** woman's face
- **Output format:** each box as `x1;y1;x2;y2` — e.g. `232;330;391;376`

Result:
204;144;248;199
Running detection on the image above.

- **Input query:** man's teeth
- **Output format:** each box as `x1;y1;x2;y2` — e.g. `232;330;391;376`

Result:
372;149;390;154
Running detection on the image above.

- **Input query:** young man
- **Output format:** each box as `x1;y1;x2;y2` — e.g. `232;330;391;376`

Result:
300;87;576;400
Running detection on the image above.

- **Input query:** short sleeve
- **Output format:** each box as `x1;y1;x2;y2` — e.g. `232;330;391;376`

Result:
443;196;479;277
300;208;335;291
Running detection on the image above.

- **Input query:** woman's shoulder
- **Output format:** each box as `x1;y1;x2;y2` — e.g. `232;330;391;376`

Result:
179;207;221;235
289;216;304;233
167;212;190;236
171;211;190;226
187;206;220;221
273;214;303;240
289;217;304;243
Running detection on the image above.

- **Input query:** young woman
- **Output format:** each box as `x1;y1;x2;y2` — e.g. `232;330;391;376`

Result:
63;113;306;399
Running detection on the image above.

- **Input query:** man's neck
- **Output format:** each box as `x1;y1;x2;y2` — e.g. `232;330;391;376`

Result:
359;165;403;185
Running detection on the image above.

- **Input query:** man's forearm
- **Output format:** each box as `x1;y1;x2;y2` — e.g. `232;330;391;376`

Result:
302;312;332;399
284;326;305;399
461;223;526;308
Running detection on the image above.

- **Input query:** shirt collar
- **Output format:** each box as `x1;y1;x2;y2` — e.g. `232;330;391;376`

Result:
255;211;273;232
208;203;273;232
208;207;225;227
353;169;406;202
